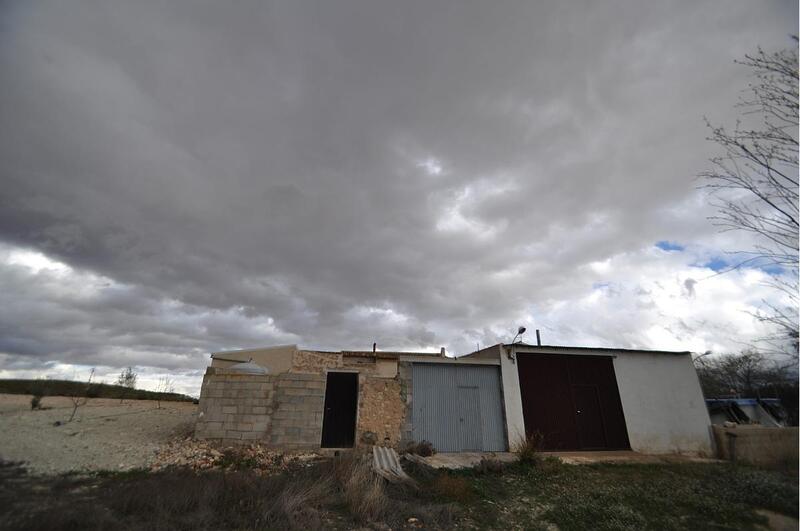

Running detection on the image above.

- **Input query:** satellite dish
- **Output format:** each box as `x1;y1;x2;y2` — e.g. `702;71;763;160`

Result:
228;361;268;375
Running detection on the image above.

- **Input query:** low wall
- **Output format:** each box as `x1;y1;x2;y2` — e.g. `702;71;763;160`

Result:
712;425;799;468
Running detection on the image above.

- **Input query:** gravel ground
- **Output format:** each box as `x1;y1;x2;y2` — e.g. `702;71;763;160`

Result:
0;393;197;474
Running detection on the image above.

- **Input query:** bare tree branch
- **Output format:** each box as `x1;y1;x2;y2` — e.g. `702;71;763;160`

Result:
701;44;799;359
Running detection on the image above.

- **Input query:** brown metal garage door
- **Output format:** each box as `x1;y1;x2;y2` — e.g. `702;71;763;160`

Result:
517;354;630;451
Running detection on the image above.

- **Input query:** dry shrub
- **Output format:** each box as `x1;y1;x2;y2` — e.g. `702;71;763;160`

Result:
432;474;474;503
332;452;389;523
475;456;505;475
108;466;333;530
6;457;460;531
401;440;436;457
172;420;196;440
263;474;334;529
30;395;42;410
514;432;544;465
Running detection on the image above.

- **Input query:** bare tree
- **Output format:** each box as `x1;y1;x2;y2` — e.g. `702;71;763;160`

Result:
117;366;137;404
694;351;798;424
67;368;95;423
701;43;799;357
117;366;138;388
155;376;175;409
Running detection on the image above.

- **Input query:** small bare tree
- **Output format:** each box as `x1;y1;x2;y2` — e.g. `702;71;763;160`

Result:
701;42;799;358
117;366;138;388
117;366;137;404
67;368;95;423
155;376;175;409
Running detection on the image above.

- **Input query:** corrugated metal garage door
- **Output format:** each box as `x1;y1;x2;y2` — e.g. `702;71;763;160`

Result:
412;364;506;452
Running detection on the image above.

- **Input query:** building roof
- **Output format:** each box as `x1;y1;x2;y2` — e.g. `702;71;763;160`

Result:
341;350;440;359
502;343;691;356
212;345;442;360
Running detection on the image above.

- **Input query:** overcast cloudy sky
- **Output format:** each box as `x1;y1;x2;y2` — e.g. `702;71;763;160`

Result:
0;0;796;395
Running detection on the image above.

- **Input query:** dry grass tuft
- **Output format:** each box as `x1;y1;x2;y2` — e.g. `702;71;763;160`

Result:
432;474;474;503
332;452;389;523
474;456;505;474
514;432;544;465
263;474;334;529
401;440;436;457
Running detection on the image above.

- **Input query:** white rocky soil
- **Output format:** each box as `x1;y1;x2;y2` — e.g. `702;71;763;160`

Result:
0;393;197;474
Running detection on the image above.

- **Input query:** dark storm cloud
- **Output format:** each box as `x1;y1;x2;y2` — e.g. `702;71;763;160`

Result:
0;0;796;385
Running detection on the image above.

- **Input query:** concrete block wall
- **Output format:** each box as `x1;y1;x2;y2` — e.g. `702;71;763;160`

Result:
196;369;326;448
268;373;326;449
712;425;799;467
196;369;275;442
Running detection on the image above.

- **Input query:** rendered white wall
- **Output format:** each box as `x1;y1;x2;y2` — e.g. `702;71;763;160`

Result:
499;346;527;447
502;346;713;455
613;352;712;455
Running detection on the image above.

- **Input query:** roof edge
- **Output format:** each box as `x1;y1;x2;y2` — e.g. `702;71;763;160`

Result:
501;343;691;356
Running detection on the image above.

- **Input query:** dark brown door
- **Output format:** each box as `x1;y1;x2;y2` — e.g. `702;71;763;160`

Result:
517;354;630;451
321;372;358;448
573;385;606;449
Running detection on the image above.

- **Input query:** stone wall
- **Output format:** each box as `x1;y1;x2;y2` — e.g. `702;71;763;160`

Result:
356;376;405;446
398;362;414;446
196;352;408;449
292;350;343;373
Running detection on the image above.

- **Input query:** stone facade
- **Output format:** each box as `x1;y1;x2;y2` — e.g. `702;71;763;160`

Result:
398;361;414;446
356;376;404;446
196;350;410;449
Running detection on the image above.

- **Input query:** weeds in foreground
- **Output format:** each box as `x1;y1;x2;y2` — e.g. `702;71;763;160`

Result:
401;439;436;457
466;460;798;531
474;456;506;475
2;453;456;531
513;432;544;465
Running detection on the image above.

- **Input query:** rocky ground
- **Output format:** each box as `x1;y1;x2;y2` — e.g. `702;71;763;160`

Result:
0;393;197;473
150;438;321;473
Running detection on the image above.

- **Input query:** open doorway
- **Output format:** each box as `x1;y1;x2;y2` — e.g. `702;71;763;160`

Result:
321;372;358;448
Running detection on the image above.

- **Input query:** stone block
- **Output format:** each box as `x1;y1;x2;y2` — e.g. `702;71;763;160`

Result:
285;373;317;381
283;388;313;396
222;406;237;414
252;406;267;415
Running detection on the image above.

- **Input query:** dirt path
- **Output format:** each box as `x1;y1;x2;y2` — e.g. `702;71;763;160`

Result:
0;393;197;474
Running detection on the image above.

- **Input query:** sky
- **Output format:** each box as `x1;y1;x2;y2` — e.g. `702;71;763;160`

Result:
0;0;797;396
